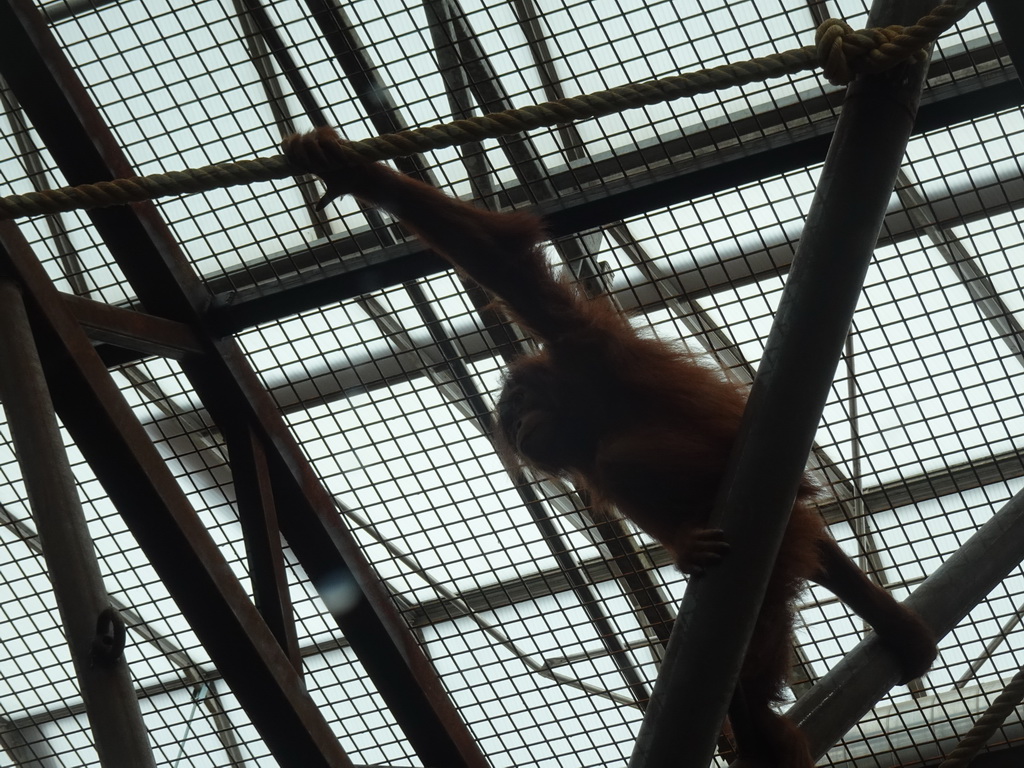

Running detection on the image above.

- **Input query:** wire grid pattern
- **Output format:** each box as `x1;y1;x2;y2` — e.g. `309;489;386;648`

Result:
0;0;1021;766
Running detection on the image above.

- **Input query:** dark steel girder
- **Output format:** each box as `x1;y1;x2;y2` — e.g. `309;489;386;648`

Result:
62;293;205;359
204;67;1024;334
987;0;1024;81
0;3;486;767
0;221;351;768
225;421;303;673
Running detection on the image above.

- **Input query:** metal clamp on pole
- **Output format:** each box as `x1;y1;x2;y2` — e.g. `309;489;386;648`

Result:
91;607;128;668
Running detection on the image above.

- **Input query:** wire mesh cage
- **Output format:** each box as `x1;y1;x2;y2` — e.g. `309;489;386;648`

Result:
1;0;1023;766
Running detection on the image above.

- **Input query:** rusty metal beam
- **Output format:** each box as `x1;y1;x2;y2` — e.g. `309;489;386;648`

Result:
203;68;1023;335
62;293;204;359
0;221;352;767
0;3;487;766
226;423;302;672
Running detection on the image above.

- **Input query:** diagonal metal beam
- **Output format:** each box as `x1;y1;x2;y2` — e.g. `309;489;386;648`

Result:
225;422;302;672
629;0;938;764
791;480;1024;762
203;69;1024;334
0;3;486;765
233;0;330;127
606;223;887;669
61;293;205;359
509;0;586;161
0;221;351;767
231;0;333;240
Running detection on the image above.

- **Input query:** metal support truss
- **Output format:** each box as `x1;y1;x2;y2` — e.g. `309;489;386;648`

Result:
628;0;938;765
0;2;487;766
202;68;1023;335
0;222;352;766
792;480;1024;761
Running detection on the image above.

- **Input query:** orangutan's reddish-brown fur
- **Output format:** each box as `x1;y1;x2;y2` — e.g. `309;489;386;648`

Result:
284;128;937;768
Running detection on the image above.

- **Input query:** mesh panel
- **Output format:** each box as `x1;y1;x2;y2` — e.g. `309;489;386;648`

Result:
1;0;1021;766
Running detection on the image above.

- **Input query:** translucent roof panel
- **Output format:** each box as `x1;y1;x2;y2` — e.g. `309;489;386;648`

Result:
1;0;1022;766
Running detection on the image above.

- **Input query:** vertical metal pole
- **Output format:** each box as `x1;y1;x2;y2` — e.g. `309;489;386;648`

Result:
628;2;936;766
0;279;156;767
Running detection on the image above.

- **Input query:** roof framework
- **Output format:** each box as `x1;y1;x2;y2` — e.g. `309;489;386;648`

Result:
0;0;1022;766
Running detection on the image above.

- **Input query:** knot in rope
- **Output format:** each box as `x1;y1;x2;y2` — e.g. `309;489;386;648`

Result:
815;0;977;86
816;19;916;85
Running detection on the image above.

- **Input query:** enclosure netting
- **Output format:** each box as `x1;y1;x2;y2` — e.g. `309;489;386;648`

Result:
1;0;1022;765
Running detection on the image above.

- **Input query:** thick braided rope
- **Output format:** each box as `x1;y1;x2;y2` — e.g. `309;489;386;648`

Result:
816;0;977;85
0;0;978;220
0;158;296;220
938;667;1024;768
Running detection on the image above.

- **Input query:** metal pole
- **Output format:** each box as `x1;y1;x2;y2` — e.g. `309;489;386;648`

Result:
628;2;936;766
987;0;1024;81
792;483;1024;760
0;279;156;767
